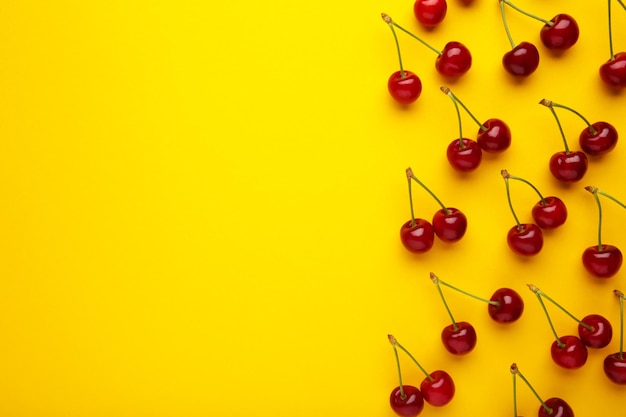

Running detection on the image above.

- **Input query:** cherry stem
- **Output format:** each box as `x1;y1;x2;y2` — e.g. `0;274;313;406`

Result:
436;277;499;306
585;186;605;251
619;0;626;12
528;284;565;348
529;284;593;331
540;99;570;153
499;0;517;49
388;334;407;399
501;170;522;230
512;370;518;417
541;99;597;135
502;0;553;26
407;167;449;214
386;18;443;56
382;14;406;78
503;170;548;206
614;290;626;359
588;186;626;210
510;364;554;415
441;86;488;132
391;335;435;381
441;87;465;148
430;272;458;330
608;0;615;60
406;168;417;227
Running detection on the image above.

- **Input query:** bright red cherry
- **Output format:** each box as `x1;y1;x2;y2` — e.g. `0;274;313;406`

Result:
400;218;434;254
511;363;575;417
413;0;447;28
488;288;524;323
507;224;543;256
540;14;579;51
549;151;588;183
532;196;568;229
600;52;626;89
579;314;613;349
604;290;626;385
435;42;472;79
446;139;482;172
382;14;422;104
551;335;588;369
502;42;540;77
390;385;424;417
579;121;619;155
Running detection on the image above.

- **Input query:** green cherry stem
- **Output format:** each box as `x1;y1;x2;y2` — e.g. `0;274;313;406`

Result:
501;170;523;232
384;17;443;56
389;334;435;382
502;0;553;26
381;13;406;79
388;335;407;399
502;170;548;206
406;167;450;215
512;369;518;417
441;86;488;132
619;0;626;12
431;272;459;331
585;186;605;251
615;290;625;360
499;0;517;49
540;99;571;154
528;284;593;331
435;275;500;307
608;0;615;60
510;363;554;416
441;87;466;149
528;284;566;349
405;168;417;227
588;186;626;210
540;99;597;135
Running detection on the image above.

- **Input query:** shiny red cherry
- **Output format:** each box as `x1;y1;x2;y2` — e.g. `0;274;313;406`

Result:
600;52;626;89
539;398;574;417
446;138;482;172
435;42;472;78
578;314;612;348
432;207;467;243
390;385;424;417
604;353;626;385
420;370;455;406
477;118;511;153
488;288;524;323
388;71;422;104
441;321;476;355
540;14;579;51
502;42;540;77
579;121;618;156
550;335;588;369
400;219;435;254
414;0;447;27
582;245;623;278
549;151;588;183
532;196;567;229
507;224;543;256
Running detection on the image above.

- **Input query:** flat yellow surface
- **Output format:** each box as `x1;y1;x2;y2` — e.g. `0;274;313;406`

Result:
0;1;625;416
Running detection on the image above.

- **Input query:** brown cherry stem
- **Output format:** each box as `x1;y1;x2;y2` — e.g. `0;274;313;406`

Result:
587;186;626;210
528;284;566;348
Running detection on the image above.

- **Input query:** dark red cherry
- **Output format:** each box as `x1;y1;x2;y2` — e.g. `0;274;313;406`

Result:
600;52;626;89
436;42;472;78
579;121;618;156
390;385;425;417
420;370;455;406
540;14;579;51
502;42;540;77
539;398;574;417
400;219;435;254
477;118;511;153
414;0;447;27
531;196;567;229
550;335;588;369
604;353;626;385
388;71;422;104
582;245;623;278
507;224;543;256
578;314;612;348
488;288;524;323
446;138;482;172
549;151;588;183
432;207;467;243
441;321;476;355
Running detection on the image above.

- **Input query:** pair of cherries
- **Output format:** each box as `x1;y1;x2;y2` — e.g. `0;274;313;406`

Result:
399;168;467;254
501;170;567;257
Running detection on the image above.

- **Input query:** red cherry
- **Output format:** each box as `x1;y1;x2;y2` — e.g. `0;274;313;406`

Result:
477;119;511;153
488;288;524;323
446;138;482;172
502;42;540;77
549;151;588;183
435;42;472;78
532;196;567;229
582;245;623;278
507;224;543;256
413;0;447;27
441;321;476;355
387;71;422;104
420;370;455;406
579;121;618;156
578;314;613;348
604;353;626;384
539;398;575;417
390;385;424;417
540;14;579;51
600;52;626;89
400;219;435;254
432;207;467;243
550;335;588;369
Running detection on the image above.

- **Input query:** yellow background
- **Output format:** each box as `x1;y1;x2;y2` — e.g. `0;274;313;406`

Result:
0;0;625;416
